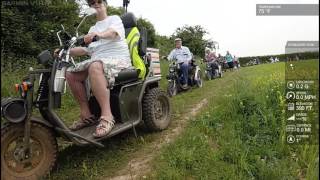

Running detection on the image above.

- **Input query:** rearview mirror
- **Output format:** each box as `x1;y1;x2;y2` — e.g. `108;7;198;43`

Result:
76;8;97;37
83;8;97;16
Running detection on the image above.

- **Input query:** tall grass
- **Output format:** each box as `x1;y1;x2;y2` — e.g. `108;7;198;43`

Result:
151;62;319;179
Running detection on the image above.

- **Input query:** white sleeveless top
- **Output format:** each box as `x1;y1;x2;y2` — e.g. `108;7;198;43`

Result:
86;15;130;63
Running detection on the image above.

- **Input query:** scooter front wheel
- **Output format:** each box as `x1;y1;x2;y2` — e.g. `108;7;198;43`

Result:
196;70;203;88
167;81;178;97
143;88;171;131
1;123;57;180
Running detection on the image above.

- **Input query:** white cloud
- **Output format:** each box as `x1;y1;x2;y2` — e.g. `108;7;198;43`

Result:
107;0;319;57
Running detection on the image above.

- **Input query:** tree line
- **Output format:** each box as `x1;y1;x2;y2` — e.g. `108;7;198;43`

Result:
1;0;213;72
239;51;319;66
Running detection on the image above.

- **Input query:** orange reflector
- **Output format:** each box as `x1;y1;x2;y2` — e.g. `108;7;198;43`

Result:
22;82;28;91
15;84;19;92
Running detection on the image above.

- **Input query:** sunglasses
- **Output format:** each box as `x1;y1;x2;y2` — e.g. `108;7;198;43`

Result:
88;0;103;6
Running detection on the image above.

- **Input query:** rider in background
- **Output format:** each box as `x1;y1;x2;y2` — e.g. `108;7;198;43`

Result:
217;53;224;64
205;48;218;73
233;55;239;69
205;48;217;62
168;38;192;89
217;53;227;72
225;51;234;71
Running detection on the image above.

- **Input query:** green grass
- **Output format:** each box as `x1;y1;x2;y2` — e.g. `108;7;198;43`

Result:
149;59;319;180
285;59;319;80
1;59;319;179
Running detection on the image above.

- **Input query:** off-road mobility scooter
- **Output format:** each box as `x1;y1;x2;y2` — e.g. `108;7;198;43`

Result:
166;54;203;97
204;59;223;80
1;2;171;179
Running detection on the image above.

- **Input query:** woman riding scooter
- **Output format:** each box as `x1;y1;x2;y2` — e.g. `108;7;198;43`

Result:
205;48;220;77
55;0;131;137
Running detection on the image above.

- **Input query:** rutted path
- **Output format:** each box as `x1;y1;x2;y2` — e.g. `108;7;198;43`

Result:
103;98;208;180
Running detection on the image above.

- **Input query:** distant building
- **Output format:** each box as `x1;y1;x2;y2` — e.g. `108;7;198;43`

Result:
285;41;319;54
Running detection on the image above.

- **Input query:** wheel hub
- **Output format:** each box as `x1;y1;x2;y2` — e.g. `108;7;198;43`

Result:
4;136;43;173
155;100;163;120
13;146;26;162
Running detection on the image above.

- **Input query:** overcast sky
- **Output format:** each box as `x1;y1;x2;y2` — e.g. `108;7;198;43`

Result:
106;0;319;57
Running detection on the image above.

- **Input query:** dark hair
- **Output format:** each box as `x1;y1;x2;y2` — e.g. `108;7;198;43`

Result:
87;0;108;6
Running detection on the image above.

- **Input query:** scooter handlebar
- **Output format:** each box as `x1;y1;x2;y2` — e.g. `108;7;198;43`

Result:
76;35;99;47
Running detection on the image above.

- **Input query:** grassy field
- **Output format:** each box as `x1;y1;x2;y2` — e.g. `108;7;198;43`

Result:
1;59;319;179
149;59;319;179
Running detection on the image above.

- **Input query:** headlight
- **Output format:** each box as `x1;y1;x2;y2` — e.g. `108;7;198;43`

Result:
1;98;27;123
38;50;53;67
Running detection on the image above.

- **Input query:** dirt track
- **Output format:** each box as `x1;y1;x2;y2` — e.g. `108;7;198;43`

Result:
103;98;208;180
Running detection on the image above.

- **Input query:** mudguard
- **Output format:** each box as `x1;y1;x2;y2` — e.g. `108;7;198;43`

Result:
139;76;161;102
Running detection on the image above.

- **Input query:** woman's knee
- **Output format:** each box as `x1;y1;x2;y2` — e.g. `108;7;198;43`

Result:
66;72;74;82
66;71;88;82
88;61;104;76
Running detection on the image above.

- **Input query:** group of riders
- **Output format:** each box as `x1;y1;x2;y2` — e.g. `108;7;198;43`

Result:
166;38;240;89
204;48;240;73
50;0;238;136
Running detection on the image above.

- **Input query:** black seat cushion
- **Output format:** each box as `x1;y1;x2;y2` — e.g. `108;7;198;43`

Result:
114;68;139;84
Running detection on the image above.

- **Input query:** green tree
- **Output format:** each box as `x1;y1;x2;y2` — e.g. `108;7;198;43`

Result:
137;17;156;47
0;0;126;69
1;0;81;68
172;25;213;58
155;35;172;57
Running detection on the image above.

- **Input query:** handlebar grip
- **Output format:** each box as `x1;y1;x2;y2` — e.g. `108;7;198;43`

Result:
76;35;99;47
92;35;99;42
76;35;86;46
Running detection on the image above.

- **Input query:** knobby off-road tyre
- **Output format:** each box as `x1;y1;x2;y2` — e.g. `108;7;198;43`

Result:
219;70;223;78
196;70;203;88
143;88;171;131
1;123;58;180
206;71;212;81
214;69;219;79
167;81;177;97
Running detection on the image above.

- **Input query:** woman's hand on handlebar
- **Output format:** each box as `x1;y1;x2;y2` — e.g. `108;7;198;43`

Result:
53;48;61;58
84;32;99;45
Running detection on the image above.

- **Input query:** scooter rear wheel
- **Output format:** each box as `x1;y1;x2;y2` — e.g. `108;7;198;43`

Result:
1;123;57;180
143;88;171;131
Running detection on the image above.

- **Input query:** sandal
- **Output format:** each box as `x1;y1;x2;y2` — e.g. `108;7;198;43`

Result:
69;115;97;131
93;116;115;138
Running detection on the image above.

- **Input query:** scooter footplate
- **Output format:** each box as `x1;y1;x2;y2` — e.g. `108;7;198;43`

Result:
72;120;139;143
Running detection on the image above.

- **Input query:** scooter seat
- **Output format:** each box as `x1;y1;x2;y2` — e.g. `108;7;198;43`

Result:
114;68;139;84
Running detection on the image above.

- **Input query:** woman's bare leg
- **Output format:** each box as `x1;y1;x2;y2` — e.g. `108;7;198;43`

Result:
88;61;113;119
66;70;92;119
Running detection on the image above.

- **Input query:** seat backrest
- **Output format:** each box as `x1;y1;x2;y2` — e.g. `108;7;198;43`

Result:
138;27;147;57
121;12;147;79
121;12;147;57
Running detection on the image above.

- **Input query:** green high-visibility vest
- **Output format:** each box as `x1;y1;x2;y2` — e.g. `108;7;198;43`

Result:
126;27;146;79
